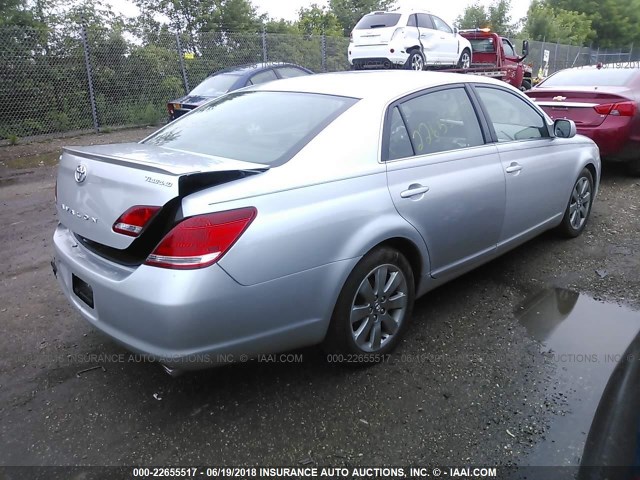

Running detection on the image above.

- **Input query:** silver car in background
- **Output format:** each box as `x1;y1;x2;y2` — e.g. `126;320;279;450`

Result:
52;71;600;373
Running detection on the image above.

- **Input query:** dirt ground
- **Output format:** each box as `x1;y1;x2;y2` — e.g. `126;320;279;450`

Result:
0;129;639;468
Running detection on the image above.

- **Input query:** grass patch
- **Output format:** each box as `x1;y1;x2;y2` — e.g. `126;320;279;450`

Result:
1;152;60;169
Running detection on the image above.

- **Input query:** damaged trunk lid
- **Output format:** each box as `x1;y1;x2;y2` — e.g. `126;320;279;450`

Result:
56;143;268;250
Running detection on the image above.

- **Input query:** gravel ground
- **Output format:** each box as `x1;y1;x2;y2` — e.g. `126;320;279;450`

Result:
0;131;639;467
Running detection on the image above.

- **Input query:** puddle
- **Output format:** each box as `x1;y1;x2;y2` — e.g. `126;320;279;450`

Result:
516;288;640;466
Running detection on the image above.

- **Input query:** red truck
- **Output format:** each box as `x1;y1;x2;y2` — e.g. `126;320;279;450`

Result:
443;29;533;90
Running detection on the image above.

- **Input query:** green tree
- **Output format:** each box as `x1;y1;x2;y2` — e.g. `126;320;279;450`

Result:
522;0;593;45
297;4;343;36
263;18;298;34
545;0;640;47
328;0;394;36
133;0;260;50
455;0;516;36
455;2;489;29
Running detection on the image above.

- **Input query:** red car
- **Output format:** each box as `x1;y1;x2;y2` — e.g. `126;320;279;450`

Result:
526;63;640;175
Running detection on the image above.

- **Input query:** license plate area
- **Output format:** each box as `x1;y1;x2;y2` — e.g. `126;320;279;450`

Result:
72;274;94;309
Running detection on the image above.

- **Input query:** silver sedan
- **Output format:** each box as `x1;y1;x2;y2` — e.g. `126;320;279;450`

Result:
52;71;600;372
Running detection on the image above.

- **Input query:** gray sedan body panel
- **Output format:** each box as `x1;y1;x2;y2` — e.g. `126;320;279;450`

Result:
52;71;601;369
386;144;506;279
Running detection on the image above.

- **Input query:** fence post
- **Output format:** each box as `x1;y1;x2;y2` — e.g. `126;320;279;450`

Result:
262;25;267;63
629;43;634;62
175;32;190;94
321;33;327;72
554;41;559;73
80;22;99;133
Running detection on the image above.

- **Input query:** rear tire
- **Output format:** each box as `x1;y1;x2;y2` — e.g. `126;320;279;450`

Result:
406;51;425;71
557;168;594;238
323;247;415;363
521;79;532;91
457;49;471;69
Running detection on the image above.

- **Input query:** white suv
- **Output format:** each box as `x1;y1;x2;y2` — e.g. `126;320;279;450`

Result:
348;10;472;70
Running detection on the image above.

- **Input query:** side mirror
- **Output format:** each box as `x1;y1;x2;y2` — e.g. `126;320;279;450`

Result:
522;40;529;58
554;119;576;138
453;26;459;35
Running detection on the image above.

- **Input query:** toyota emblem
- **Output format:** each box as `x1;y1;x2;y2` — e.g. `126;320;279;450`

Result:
74;164;87;184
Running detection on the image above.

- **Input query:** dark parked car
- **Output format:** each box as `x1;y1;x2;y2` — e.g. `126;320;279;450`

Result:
167;62;314;120
578;330;640;480
526;63;640;175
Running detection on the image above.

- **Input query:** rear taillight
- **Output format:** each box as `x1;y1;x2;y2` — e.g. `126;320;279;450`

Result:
113;205;161;237
167;103;175;116
594;101;636;117
145;207;257;270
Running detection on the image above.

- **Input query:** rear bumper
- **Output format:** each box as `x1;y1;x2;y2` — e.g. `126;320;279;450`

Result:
53;224;357;370
576;117;638;159
348;44;408;67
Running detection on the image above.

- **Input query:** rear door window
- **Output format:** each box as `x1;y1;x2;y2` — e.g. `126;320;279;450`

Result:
355;13;401;29
386;87;485;159
387;107;414;160
417;13;434;29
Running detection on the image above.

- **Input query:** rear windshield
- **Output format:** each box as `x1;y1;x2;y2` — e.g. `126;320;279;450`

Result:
469;38;495;53
355;13;401;29
189;74;240;97
143;92;357;166
541;67;638;87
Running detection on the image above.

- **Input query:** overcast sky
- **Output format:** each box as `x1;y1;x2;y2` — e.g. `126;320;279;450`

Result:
108;0;532;29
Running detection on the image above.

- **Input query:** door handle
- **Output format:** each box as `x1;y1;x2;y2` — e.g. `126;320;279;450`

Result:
505;162;523;174
400;185;430;198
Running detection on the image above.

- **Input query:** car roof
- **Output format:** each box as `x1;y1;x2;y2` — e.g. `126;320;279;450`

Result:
212;62;310;77
251;70;512;100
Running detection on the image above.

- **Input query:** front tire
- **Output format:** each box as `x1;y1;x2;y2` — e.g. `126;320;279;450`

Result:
324;247;415;362
558;168;594;238
406;51;425;71
457;49;471;69
521;79;532;91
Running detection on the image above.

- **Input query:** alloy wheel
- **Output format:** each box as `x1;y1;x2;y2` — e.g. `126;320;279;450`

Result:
350;264;409;352
569;176;592;230
411;54;424;71
460;52;471;69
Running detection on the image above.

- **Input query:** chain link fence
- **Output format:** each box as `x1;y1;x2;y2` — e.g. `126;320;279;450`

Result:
515;38;637;78
0;25;637;143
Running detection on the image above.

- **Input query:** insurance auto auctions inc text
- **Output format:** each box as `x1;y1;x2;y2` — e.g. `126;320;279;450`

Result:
257;467;498;478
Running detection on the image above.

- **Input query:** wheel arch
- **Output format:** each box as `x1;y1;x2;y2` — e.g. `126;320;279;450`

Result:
374;237;424;290
584;162;598;186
